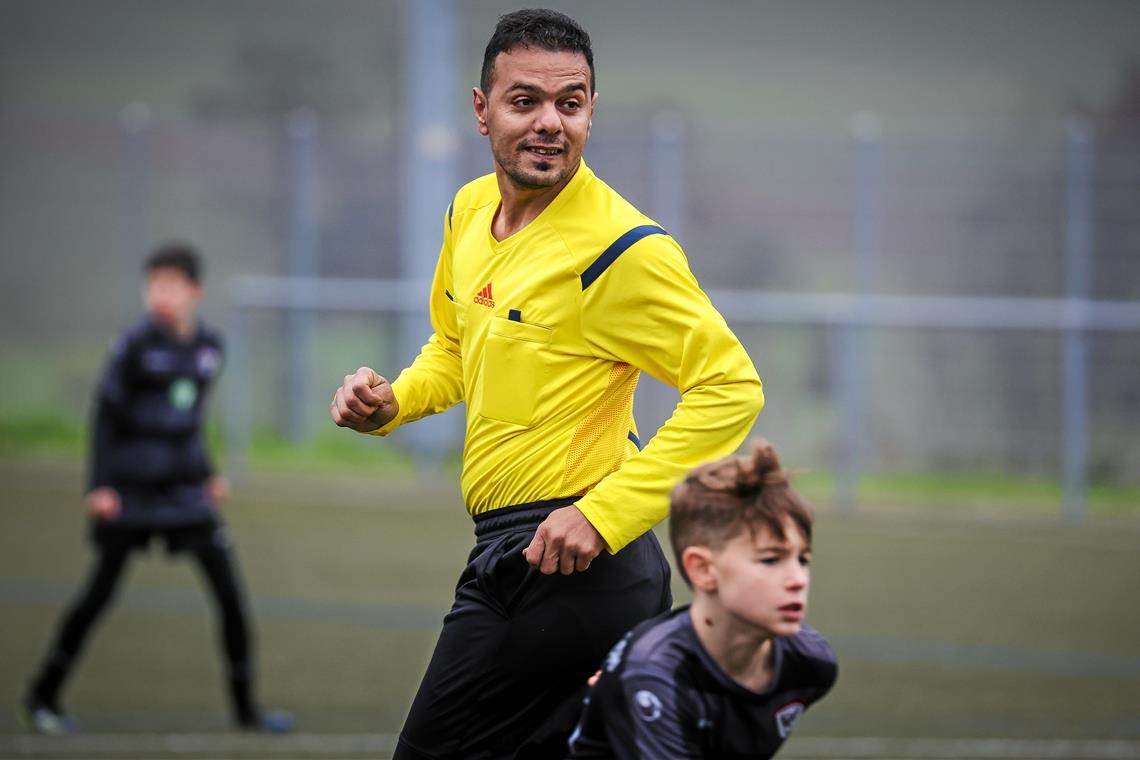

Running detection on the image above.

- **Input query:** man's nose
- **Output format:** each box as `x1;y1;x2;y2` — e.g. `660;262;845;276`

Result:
533;102;562;134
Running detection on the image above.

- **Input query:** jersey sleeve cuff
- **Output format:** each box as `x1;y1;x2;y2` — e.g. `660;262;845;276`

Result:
575;497;625;555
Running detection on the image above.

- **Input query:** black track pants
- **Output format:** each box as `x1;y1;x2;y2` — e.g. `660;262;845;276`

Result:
394;499;672;760
29;523;255;719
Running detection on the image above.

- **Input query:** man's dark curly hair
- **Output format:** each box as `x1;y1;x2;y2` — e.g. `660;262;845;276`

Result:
481;8;595;95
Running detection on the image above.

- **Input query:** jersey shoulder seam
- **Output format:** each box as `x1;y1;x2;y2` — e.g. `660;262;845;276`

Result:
450;173;499;228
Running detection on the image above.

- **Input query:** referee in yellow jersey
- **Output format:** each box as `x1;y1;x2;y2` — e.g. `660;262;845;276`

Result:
332;9;764;759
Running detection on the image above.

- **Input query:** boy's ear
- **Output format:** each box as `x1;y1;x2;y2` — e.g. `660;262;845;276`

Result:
681;546;717;594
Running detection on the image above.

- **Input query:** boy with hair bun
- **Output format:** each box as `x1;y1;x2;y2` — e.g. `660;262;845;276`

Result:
568;439;837;759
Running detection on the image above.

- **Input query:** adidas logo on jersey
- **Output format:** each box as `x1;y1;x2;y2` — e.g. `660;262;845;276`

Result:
474;282;495;308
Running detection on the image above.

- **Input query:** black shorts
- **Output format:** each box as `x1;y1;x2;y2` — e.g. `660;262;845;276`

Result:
395;498;672;760
90;519;225;556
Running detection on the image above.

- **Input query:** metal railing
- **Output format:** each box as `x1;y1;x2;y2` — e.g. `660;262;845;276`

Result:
224;274;1140;519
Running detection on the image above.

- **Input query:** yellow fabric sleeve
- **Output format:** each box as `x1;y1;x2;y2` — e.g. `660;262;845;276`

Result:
574;234;764;553
370;212;464;436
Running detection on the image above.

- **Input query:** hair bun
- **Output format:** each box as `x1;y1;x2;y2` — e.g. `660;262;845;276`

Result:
687;439;785;495
750;438;781;478
689;443;762;495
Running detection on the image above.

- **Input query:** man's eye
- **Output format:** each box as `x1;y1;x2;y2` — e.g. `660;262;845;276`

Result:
561;100;580;110
513;98;533;107
758;556;780;566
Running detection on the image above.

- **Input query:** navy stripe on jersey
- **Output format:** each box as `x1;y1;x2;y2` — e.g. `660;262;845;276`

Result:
581;225;668;290
627;430;641;449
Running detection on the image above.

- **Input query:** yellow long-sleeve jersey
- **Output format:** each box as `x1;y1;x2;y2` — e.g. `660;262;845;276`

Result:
372;161;764;553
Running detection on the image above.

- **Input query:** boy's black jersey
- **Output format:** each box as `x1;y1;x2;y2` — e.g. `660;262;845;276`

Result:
89;317;224;526
568;607;837;760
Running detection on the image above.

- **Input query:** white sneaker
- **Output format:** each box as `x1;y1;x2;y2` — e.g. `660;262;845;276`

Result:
26;703;79;736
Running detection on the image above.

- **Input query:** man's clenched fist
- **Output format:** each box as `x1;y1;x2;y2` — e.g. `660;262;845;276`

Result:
330;367;399;433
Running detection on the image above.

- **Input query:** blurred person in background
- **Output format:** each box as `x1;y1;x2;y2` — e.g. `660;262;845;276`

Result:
568;439;837;759
24;243;292;736
330;8;763;759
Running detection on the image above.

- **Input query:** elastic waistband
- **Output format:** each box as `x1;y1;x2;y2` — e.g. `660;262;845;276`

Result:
472;497;578;539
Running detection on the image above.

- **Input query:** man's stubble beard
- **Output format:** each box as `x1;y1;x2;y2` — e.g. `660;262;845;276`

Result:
501;156;566;190
494;139;578;191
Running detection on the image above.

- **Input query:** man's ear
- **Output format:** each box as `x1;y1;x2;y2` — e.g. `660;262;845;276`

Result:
681;546;717;594
473;88;490;136
588;91;599;134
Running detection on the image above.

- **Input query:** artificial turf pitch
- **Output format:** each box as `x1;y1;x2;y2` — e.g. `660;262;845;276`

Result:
1;457;1138;757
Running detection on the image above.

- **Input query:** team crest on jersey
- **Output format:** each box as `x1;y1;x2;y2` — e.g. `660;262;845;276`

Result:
775;701;805;738
633;690;663;723
197;347;221;377
169;377;198;410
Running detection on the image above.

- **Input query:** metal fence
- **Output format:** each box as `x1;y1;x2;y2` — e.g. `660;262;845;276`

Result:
218;112;1140;518
3;94;1138;512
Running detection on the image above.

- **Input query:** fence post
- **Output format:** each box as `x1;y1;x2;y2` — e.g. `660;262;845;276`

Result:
651;111;687;244
120;102;151;321
285;108;319;442
1062;116;1092;522
834;112;882;510
224;303;252;481
401;0;459;465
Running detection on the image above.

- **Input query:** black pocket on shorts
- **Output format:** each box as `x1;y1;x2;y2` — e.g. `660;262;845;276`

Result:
474;532;539;618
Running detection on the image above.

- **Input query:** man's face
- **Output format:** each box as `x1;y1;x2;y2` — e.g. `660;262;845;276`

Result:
709;519;812;638
473;46;596;190
143;267;201;329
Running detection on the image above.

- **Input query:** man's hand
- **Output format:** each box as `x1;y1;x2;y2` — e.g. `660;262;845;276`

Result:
86;487;121;521
523;505;606;575
206;475;231;506
330;367;399;433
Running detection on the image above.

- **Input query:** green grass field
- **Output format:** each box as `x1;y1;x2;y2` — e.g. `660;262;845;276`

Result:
2;456;1139;759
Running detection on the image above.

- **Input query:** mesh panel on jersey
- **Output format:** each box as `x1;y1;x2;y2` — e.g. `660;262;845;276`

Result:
559;362;640;497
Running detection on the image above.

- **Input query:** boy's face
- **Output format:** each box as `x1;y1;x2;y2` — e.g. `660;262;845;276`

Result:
706;518;811;638
143;267;201;328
